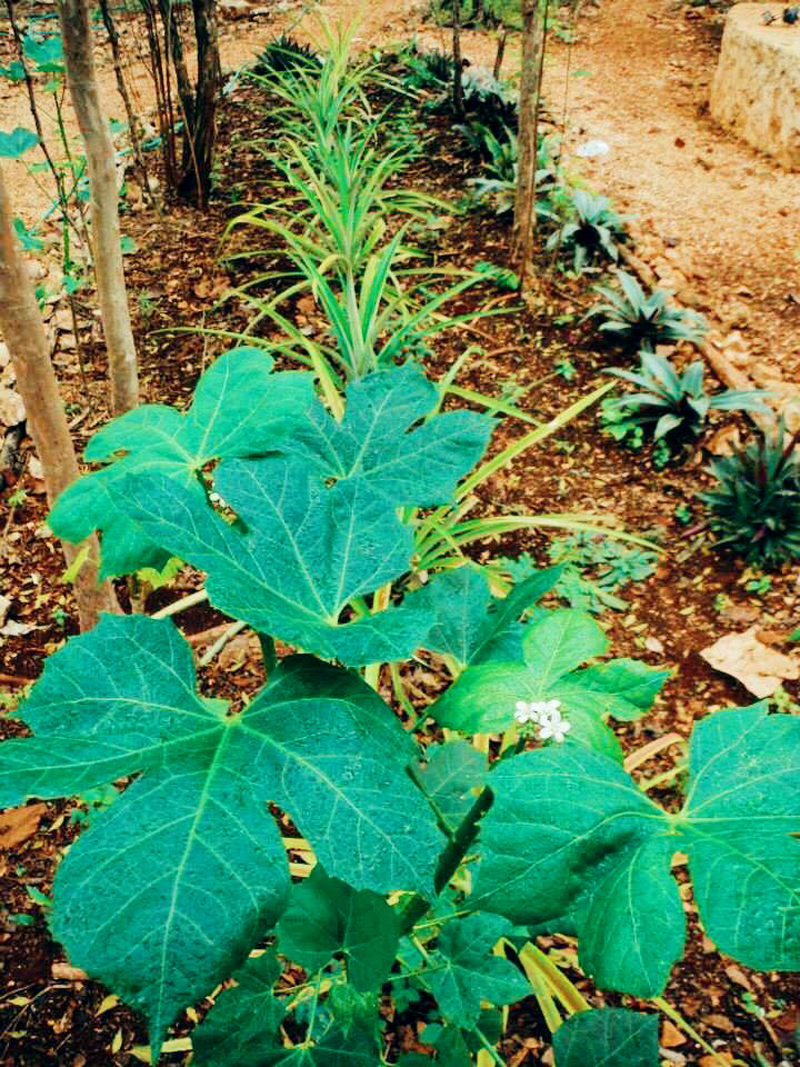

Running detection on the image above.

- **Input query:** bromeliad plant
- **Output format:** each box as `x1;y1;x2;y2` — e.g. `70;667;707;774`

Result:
701;426;800;567
7;347;800;1066
588;270;707;353
602;349;770;454
546;188;628;274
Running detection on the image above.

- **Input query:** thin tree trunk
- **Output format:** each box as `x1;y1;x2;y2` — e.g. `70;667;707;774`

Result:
97;0;152;200
58;0;140;417
452;0;465;119
178;0;220;204
0;165;118;630
513;0;545;281
493;29;508;79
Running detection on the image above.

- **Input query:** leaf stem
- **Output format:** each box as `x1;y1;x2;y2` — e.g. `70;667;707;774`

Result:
150;588;208;619
474;1024;506;1067
400;786;493;933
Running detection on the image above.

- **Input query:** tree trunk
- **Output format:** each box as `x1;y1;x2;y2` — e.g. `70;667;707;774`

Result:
493;30;508;79
0;164;118;630
58;0;140;417
178;0;220;204
513;0;545;281
452;0;465;119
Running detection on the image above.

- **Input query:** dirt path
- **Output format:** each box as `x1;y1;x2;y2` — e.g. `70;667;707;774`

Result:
413;0;800;393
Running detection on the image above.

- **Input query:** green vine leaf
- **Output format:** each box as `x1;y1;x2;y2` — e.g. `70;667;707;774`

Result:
0;615;441;1055
427;913;529;1028
0;126;39;159
191;951;285;1067
429;609;668;758
552;1008;659;1067
472;704;800;997
291;364;493;505
277;866;400;991
416;564;562;670
49;347;314;578
116;457;429;667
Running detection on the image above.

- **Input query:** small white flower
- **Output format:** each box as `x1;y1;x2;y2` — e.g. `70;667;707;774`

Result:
537;718;572;744
514;701;534;724
534;698;563;723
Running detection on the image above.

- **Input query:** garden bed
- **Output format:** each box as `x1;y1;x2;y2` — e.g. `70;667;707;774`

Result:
1;51;799;1067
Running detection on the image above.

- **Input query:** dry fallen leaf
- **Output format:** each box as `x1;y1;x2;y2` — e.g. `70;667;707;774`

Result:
0;802;45;849
660;1020;686;1048
700;627;799;698
0;619;37;637
705;424;740;457
0;385;25;427
724;964;751;989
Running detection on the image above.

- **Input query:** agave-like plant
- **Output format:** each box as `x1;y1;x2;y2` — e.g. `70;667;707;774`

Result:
587;271;707;352
701;427;800;567
547;189;628;273
253;34;322;76
604;350;770;443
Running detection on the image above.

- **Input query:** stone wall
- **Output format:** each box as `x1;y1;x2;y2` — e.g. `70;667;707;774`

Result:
710;3;800;170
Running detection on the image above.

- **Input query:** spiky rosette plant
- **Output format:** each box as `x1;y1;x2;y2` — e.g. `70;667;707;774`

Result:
701;427;800;567
587;270;707;353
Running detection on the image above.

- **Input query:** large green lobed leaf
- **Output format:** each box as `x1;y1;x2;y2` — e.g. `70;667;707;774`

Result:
552;1008;659;1067
116;458;430;667
49;347;314;578
277;865;400;991
472;703;800;997
291;364;493;505
0;615;442;1056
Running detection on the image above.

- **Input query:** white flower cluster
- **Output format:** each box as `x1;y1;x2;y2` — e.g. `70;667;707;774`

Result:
514;698;572;743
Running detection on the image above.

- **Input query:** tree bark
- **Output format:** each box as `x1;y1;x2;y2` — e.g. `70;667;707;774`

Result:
178;0;220;204
0;164;118;630
452;0;465;119
513;0;545;280
58;0;140;417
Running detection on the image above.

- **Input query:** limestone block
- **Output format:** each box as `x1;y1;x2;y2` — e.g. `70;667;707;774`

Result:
710;3;800;169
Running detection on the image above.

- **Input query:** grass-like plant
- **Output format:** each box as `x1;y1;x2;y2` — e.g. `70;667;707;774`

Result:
546;188;628;274
701;427;800;567
603;350;770;447
588;270;707;352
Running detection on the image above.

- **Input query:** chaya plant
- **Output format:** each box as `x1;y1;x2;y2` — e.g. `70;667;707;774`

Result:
587;270;707;353
8;348;800;1065
546;188;628;274
701;425;800;567
602;349;769;454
